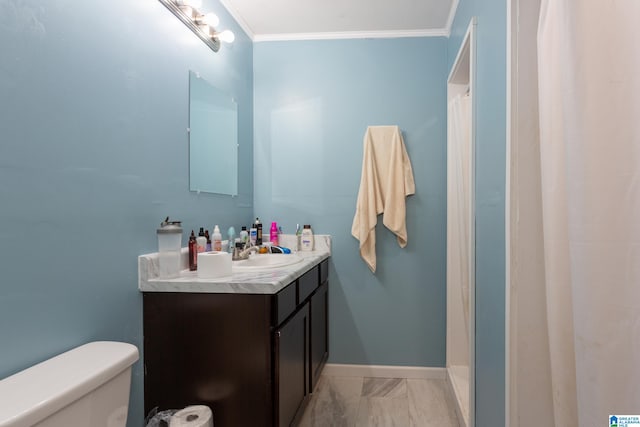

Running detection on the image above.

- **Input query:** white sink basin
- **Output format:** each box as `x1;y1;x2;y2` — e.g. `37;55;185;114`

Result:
232;254;304;271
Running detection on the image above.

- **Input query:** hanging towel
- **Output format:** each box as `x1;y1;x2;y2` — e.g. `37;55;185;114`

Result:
351;125;415;272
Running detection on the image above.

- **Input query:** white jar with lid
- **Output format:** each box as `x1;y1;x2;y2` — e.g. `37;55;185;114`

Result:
300;224;314;251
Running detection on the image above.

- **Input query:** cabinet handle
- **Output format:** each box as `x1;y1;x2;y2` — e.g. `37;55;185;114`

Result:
276;331;281;338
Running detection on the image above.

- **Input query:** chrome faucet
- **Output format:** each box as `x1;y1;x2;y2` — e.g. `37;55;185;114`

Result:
233;243;260;261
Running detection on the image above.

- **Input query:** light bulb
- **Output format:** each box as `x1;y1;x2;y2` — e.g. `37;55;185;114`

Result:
202;13;219;27
217;30;235;43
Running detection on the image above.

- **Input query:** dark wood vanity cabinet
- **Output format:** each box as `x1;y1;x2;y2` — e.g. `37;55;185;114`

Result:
143;258;329;427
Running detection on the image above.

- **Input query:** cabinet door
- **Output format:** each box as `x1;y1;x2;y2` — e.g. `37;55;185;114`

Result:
143;293;273;427
274;303;309;427
310;281;328;391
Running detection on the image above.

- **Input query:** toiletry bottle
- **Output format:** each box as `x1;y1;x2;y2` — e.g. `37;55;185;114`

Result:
255;217;263;245
240;226;249;245
249;226;257;245
157;217;182;279
227;226;236;254
295;223;301;251
196;227;207;253
300;224;314;251
212;225;222;251
270;222;279;246
188;230;197;271
205;229;212;252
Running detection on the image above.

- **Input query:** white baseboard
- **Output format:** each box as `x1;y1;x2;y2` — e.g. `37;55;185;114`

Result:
323;363;446;380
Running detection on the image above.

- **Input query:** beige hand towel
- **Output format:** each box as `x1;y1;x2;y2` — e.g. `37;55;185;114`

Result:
351;125;415;272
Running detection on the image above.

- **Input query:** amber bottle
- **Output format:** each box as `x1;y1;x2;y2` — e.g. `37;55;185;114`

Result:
188;230;198;271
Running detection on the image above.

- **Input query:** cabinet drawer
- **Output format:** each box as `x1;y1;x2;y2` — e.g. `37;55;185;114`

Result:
275;282;297;325
298;266;319;304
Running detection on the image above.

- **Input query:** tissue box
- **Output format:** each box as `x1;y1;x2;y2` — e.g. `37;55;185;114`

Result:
197;251;232;279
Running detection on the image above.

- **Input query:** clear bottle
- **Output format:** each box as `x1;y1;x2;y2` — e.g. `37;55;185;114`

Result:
300;224;314;251
196;227;207;253
212;225;222;251
270;221;279;246
188;230;197;271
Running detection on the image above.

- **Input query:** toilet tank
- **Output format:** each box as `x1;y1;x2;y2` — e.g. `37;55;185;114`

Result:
0;341;139;427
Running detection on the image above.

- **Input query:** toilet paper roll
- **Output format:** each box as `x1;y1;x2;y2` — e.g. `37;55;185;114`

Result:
197;251;232;279
169;405;213;427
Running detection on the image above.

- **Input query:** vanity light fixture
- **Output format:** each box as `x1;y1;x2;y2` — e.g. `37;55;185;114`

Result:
158;0;235;53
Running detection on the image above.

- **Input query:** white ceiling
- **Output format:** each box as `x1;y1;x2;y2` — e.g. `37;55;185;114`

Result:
219;0;459;41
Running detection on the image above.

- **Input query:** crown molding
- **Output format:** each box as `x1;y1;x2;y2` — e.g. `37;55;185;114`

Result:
254;28;449;42
218;0;458;42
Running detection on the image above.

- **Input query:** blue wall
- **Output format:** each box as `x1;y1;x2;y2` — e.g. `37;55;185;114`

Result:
0;1;253;425
448;1;507;426
253;38;449;366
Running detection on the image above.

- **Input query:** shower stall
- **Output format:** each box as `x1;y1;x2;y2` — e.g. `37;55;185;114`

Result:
446;18;476;427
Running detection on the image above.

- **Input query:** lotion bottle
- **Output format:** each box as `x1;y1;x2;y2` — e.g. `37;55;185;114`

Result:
300;224;314;251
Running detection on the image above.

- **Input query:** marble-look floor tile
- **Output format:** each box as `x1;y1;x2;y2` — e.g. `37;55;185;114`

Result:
356;397;409;427
361;378;407;398
407;379;460;427
299;376;363;427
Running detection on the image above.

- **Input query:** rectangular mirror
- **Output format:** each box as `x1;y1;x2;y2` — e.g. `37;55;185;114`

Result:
189;70;238;196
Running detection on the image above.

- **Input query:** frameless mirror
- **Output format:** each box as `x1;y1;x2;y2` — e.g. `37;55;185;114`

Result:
189;71;238;196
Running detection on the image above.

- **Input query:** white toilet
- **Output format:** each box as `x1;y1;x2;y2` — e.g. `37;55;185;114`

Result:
0;341;139;427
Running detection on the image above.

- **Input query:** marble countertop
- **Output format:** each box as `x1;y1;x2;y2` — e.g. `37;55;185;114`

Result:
139;234;331;294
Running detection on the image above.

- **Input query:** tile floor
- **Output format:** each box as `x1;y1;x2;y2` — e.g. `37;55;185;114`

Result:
298;376;461;427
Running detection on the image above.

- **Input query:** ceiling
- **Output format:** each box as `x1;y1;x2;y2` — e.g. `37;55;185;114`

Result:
219;0;459;41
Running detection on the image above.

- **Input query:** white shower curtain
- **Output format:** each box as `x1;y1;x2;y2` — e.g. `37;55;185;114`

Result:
448;93;471;336
537;0;640;424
